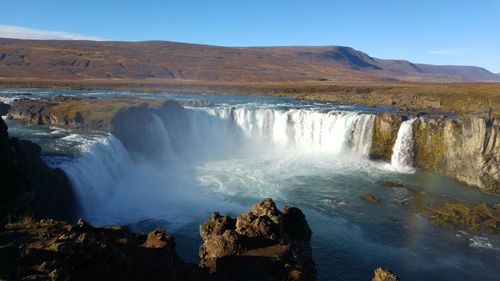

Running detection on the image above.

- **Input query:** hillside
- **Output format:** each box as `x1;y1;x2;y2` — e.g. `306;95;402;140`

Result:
416;64;500;81
0;38;498;83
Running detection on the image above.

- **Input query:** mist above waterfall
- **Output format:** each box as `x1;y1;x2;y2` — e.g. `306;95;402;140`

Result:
53;105;384;226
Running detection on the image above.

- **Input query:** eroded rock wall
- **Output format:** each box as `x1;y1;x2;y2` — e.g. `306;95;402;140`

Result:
370;112;404;160
371;113;499;193
412;116;499;192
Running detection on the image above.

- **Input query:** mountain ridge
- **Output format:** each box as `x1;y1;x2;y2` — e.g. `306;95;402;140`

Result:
0;38;498;83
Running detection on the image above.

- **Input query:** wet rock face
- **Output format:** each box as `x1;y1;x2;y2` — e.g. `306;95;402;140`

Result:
0;219;197;281
371;112;500;193
370;113;403;160
372;268;400;281
0;117;76;225
413;116;500;193
199;198;316;281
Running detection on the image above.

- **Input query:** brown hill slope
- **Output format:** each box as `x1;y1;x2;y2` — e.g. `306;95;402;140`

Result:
416;64;500;81
0;38;498;82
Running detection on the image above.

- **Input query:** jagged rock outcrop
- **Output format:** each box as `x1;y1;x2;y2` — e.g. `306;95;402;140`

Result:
0;219;197;281
199;198;316;281
0;117;76;225
372;268;400;281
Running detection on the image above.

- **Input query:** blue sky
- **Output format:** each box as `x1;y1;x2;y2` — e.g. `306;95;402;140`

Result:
1;0;499;72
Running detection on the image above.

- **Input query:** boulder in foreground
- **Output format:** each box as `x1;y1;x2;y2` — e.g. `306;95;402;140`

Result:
199;198;316;281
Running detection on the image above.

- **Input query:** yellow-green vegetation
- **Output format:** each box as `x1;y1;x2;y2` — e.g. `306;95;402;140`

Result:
424;202;499;233
50;97;164;130
360;193;380;204
370;113;402;160
273;83;500;117
412;119;448;171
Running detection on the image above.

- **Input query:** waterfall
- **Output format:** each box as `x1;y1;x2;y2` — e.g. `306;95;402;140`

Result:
391;118;415;172
146;113;176;163
350;114;375;155
56;134;132;218
55;105;380;221
201;106;375;156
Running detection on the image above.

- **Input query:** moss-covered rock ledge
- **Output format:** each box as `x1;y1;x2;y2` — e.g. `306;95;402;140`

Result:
7;97;191;159
6;96;168;131
371;113;500;193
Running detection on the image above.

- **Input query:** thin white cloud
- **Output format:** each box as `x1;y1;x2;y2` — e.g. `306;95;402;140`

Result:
0;25;104;41
429;48;464;56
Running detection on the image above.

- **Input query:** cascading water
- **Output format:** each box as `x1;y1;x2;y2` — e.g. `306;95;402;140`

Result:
350;114;375;155
390;118;415;172
55;134;132;218
146;113;176;163
202;106;375;156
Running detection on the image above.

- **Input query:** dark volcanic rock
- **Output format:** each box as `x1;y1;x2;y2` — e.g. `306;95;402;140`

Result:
0;219;197;281
0;117;77;225
0;102;10;115
7;98;55;125
199;198;316;281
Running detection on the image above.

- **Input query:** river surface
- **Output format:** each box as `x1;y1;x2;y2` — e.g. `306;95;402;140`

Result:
2;88;499;281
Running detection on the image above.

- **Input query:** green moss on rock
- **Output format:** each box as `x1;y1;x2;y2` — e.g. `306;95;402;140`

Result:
412;118;448;171
370;113;403;160
360;193;380;204
424;202;499;233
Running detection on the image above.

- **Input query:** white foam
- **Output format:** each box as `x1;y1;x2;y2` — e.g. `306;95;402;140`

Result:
469;236;495;249
390;119;415;173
